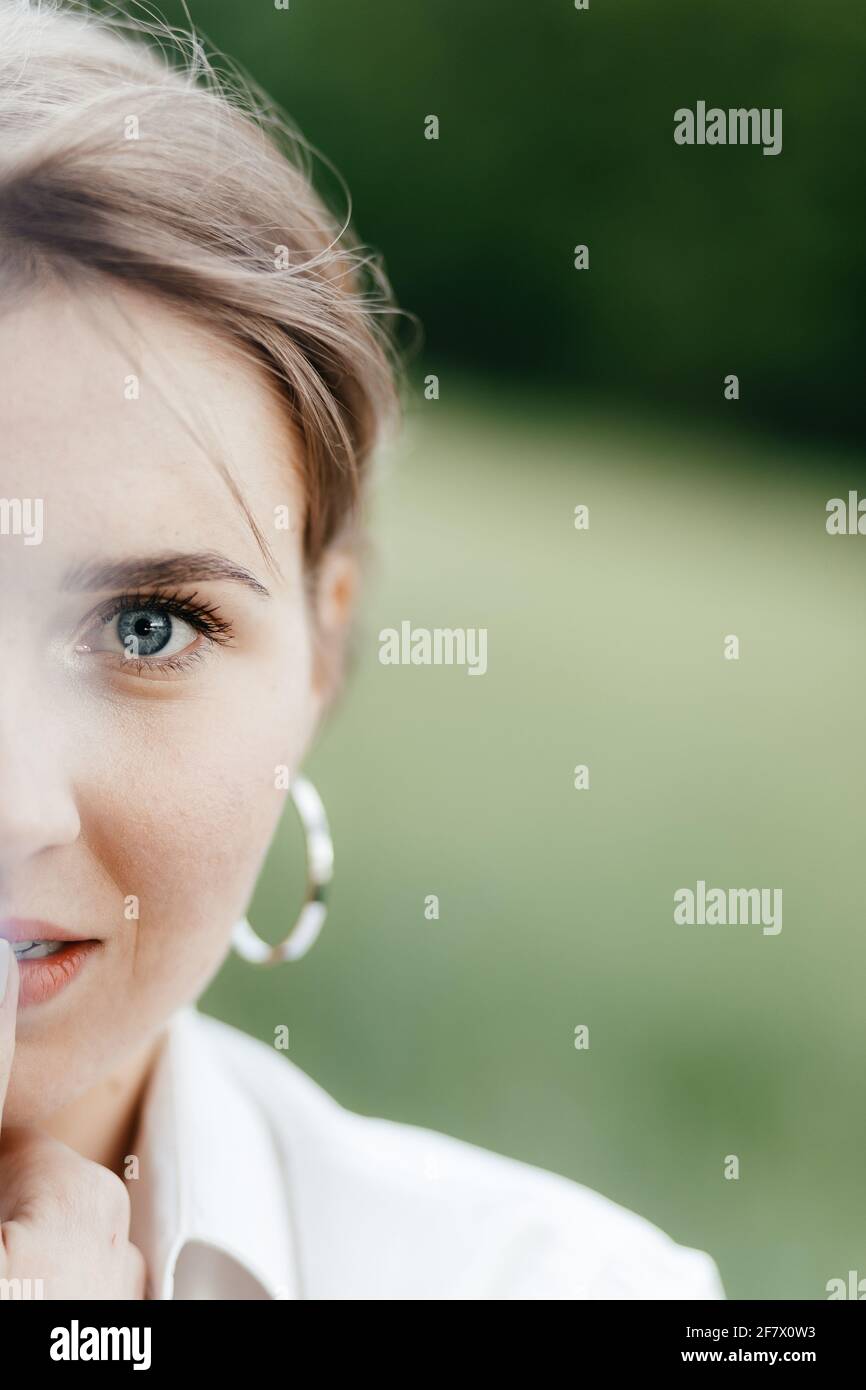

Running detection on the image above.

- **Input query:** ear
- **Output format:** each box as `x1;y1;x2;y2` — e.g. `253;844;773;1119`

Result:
309;545;360;712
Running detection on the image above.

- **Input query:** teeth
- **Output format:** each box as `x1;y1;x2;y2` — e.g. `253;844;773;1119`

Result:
12;940;65;960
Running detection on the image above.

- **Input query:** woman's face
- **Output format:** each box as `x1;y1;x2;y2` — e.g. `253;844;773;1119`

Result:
0;281;331;1125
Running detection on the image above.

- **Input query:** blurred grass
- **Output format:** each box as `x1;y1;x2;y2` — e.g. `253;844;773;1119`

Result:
203;384;866;1300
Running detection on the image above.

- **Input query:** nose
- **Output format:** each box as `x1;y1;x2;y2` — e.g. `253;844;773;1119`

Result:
0;686;80;874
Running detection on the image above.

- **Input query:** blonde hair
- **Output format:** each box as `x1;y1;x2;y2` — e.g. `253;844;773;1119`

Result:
0;0;401;568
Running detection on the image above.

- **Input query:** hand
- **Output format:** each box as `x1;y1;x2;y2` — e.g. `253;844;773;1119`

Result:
0;940;147;1300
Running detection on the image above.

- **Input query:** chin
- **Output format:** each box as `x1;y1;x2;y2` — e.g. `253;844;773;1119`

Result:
5;1057;82;1128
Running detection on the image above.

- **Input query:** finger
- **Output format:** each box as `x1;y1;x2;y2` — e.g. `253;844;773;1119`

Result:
0;940;20;1137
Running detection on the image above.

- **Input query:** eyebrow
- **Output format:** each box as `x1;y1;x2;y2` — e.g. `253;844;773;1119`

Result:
61;551;271;598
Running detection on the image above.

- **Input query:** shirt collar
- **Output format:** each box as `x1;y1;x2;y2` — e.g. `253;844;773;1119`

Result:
128;1004;298;1300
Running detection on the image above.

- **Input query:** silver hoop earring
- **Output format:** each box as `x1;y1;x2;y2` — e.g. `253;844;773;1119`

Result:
232;777;334;965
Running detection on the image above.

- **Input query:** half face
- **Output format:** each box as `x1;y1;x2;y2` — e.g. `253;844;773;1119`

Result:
0;280;322;1126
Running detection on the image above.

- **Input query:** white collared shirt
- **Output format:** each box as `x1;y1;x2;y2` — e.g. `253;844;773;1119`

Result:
127;1006;726;1300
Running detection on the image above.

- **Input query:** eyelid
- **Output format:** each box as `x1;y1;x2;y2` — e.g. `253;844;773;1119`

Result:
93;589;233;642
73;587;236;680
107;646;211;680
85;587;236;646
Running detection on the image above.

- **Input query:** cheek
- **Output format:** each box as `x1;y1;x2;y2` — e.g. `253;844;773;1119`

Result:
4;610;317;1127
79;629;315;997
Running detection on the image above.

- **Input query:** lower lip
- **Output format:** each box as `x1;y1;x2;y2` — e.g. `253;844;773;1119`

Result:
14;941;101;1008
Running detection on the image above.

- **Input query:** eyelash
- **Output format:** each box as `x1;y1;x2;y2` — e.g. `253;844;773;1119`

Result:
85;588;235;677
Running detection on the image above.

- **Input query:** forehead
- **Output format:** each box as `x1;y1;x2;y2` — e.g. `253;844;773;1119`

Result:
0;281;303;585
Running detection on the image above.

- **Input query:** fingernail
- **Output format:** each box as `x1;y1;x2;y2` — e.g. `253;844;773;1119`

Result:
0;939;10;1004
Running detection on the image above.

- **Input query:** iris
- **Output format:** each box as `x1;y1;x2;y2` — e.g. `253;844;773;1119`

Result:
117;607;172;657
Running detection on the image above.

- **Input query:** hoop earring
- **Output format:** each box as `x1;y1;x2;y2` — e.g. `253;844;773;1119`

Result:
232;777;334;965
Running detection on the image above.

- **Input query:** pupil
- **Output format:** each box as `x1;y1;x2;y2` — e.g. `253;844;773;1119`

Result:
118;608;171;656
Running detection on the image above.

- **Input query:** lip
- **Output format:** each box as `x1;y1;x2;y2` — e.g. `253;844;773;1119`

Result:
0;920;101;1008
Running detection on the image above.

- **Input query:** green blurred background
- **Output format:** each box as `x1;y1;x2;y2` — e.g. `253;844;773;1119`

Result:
132;0;864;1298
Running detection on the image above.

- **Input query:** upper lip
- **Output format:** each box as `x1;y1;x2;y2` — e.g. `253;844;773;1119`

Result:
0;919;94;944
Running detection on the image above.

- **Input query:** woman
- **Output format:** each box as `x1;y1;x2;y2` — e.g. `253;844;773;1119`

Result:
0;0;724;1300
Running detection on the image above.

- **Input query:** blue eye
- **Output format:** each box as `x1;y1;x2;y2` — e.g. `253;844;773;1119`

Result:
74;586;234;672
103;603;198;662
74;588;236;676
116;607;175;658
